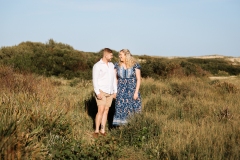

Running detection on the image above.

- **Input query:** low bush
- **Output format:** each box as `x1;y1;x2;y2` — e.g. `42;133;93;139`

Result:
214;81;239;94
187;58;240;75
111;114;162;148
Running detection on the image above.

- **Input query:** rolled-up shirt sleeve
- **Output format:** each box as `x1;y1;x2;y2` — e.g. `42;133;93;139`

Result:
93;64;100;95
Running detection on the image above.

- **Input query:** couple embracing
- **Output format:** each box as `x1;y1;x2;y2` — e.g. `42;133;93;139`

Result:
92;48;141;137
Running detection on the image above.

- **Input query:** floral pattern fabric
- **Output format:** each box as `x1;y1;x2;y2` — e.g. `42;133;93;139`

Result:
112;63;142;126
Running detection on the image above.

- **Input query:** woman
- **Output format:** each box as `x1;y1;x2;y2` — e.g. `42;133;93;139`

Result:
112;49;142;126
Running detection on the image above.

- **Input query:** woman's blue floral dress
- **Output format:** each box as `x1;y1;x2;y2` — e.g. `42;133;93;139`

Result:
113;63;142;126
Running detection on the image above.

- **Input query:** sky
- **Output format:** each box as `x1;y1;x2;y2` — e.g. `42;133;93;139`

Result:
0;0;240;57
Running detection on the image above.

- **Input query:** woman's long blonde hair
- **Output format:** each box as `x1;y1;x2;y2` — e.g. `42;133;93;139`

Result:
119;49;137;68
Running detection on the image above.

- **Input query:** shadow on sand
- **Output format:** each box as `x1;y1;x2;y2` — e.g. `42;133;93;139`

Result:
85;94;116;130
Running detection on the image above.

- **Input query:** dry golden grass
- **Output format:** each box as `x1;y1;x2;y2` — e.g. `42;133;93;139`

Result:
1;66;239;159
0;66;92;159
132;76;240;159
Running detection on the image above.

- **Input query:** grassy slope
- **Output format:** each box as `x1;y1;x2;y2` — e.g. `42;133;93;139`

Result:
1;65;239;159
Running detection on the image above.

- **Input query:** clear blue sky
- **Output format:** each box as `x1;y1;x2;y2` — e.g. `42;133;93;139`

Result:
1;0;240;57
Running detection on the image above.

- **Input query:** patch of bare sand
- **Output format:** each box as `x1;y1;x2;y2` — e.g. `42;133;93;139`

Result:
209;76;237;80
226;58;240;65
195;55;225;59
210;76;240;86
192;55;240;65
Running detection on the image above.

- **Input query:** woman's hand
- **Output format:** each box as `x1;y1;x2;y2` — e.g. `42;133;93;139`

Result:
97;93;102;100
113;93;117;99
133;92;138;100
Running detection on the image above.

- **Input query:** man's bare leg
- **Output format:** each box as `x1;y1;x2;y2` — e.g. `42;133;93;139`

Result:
100;107;109;133
95;105;105;133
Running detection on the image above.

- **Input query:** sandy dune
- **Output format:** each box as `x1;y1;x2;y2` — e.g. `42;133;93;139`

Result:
209;76;237;80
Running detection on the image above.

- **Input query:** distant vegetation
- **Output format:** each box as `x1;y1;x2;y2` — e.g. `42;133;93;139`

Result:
186;58;240;75
0;39;118;79
1;39;240;80
139;57;209;78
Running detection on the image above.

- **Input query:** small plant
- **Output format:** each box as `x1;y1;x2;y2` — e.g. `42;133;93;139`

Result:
79;136;122;159
69;78;81;87
209;79;220;85
217;70;229;76
111;114;162;148
218;107;233;121
215;81;239;93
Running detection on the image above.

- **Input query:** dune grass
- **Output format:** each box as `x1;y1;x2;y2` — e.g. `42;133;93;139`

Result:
1;66;239;159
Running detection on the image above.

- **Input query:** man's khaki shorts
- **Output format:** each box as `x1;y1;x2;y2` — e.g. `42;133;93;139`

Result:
95;90;113;107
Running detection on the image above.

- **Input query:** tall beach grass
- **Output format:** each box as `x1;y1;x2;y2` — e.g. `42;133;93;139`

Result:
1;66;239;159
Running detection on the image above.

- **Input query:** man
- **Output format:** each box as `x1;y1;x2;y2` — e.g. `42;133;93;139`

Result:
92;48;117;137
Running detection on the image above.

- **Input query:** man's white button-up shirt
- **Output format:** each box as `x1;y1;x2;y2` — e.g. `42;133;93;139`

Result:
92;59;117;95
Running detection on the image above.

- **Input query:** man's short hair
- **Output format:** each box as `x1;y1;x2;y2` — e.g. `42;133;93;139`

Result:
103;48;112;53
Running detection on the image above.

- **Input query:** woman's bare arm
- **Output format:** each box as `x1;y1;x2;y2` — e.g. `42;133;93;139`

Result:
134;68;141;100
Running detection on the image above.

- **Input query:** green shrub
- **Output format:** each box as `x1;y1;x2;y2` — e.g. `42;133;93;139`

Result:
111;114;162;148
214;81;239;94
217;70;229;76
0;40;105;80
187;58;240;75
180;61;208;77
140;56;209;79
79;137;122;159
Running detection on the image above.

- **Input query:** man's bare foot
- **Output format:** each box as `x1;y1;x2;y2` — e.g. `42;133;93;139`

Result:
93;132;99;138
100;132;107;136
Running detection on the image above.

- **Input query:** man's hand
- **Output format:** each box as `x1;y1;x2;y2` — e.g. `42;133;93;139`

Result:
113;93;117;99
133;92;138;100
97;93;103;100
